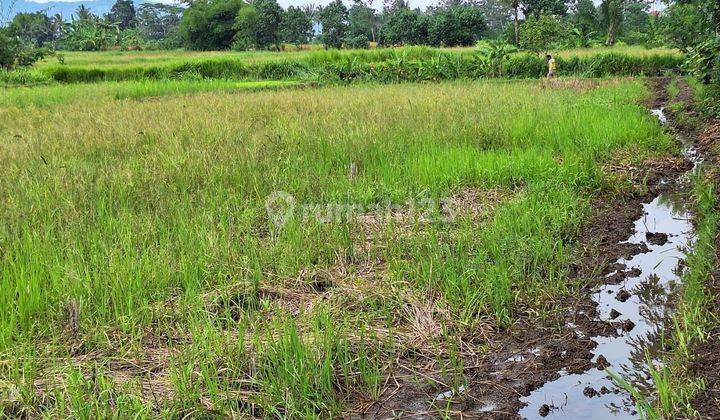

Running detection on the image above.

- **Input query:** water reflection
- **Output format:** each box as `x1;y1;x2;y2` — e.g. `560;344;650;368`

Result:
518;109;701;419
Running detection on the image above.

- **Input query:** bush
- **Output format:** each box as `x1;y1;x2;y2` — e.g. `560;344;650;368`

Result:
344;34;370;49
119;29;146;51
686;36;720;85
661;2;710;52
519;15;569;54
0;28;49;70
621;31;650;46
699;84;720;118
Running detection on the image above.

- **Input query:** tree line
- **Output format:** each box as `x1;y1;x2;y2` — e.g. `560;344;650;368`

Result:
0;0;694;53
0;0;718;87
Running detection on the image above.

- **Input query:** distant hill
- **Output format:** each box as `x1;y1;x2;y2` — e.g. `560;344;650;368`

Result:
3;0;133;21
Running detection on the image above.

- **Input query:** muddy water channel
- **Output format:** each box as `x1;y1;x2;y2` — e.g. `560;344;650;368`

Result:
520;109;703;419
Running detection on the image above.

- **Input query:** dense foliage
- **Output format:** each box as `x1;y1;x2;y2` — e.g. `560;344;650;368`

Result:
427;2;487;46
280;6;314;46
317;0;348;49
235;0;284;50
180;0;243;50
664;0;719;83
0;27;50;70
107;0;136;31
61;7;119;51
0;0;717;101
0;0;689;53
519;15;567;53
136;3;184;49
379;6;429;46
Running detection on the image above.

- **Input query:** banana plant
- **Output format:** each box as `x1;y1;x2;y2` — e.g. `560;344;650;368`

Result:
475;39;517;78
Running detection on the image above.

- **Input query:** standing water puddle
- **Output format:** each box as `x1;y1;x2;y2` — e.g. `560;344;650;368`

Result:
520;109;703;419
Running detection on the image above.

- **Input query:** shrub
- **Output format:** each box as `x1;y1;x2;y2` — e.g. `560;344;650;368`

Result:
0;28;49;70
519;15;569;54
699;84;720;118
119;29;145;51
686;36;720;85
344;34;370;49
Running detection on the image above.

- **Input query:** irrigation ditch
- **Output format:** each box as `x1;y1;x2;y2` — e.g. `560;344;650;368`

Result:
519;79;703;419
353;77;710;419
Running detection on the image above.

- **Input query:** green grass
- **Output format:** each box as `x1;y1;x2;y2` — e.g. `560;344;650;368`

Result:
552;45;681;58
111;79;304;99
0;79;305;107
0;79;675;417
37;46;445;72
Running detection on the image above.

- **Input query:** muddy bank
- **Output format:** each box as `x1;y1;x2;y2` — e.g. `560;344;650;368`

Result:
520;189;696;419
350;80;696;419
355;167;691;420
661;78;720;419
690;334;720;419
516;77;708;419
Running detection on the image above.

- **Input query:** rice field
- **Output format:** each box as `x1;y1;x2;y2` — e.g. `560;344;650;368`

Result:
0;80;305;107
10;45;678;88
37;45;681;70
0;74;684;417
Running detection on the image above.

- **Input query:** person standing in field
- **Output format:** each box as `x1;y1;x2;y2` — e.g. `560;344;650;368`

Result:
546;54;556;78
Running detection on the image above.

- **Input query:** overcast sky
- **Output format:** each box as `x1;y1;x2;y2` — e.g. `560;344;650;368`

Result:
273;0;664;11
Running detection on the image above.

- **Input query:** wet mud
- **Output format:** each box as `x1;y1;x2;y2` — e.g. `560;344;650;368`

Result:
518;79;703;419
520;190;696;419
350;78;703;419
667;80;720;419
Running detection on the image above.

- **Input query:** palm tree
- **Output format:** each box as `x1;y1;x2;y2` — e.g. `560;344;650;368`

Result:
75;4;97;22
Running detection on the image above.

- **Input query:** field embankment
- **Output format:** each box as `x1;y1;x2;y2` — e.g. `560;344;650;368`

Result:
33;46;681;70
1;46;684;86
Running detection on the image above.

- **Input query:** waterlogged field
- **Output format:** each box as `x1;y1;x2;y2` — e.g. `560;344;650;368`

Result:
0;79;677;417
